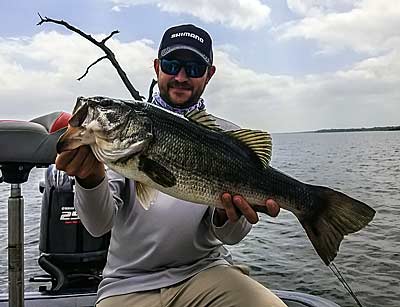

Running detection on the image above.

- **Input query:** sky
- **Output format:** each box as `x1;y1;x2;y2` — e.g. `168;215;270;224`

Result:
0;0;399;133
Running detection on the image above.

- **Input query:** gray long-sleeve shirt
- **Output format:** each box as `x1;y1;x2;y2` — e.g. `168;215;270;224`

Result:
75;169;252;302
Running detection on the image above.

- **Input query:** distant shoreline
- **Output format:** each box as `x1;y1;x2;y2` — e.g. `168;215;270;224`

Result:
309;126;400;133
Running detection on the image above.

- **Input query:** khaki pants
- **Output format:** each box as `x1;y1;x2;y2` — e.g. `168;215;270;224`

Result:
96;265;287;307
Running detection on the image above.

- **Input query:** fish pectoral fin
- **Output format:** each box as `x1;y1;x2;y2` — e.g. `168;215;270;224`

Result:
135;182;158;210
226;129;272;168
138;156;177;188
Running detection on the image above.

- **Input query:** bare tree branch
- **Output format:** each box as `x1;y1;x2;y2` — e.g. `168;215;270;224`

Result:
37;13;145;101
101;30;120;44
77;56;108;81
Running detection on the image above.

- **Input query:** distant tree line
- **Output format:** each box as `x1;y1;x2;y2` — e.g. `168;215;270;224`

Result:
315;126;400;133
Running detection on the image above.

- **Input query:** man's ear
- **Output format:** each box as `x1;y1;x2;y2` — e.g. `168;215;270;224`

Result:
154;58;160;76
206;65;216;84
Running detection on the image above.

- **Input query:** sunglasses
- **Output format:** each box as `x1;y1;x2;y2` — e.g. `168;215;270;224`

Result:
160;58;208;78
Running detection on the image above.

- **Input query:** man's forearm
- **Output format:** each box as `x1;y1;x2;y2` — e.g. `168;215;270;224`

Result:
75;176;122;237
213;208;229;226
211;208;252;245
75;172;105;189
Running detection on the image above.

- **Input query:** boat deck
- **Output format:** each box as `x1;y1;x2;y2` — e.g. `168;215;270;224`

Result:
0;289;340;306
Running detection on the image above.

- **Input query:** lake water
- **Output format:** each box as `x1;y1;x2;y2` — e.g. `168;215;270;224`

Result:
0;131;399;307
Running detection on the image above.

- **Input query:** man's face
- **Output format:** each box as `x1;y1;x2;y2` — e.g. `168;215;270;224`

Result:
154;50;216;107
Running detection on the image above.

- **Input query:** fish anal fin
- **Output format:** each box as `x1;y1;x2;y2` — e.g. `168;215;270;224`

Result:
299;185;375;265
138;156;177;188
226;129;272;168
135;182;158;210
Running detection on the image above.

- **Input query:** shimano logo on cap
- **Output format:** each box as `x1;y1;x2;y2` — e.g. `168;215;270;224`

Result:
171;32;204;43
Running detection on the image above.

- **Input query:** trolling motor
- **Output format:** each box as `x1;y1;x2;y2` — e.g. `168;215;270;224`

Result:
0;112;70;307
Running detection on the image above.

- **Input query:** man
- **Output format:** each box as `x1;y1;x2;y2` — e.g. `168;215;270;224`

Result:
56;24;287;307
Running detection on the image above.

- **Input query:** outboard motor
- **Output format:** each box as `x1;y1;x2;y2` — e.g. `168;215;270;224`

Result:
37;165;110;293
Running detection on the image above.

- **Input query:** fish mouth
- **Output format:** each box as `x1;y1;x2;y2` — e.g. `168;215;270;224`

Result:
70;101;89;127
56;126;86;153
57;101;91;153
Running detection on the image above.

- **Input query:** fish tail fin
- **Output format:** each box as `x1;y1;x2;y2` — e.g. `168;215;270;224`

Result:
299;185;375;265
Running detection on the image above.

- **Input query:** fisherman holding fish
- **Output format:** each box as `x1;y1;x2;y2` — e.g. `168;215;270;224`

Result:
56;24;288;306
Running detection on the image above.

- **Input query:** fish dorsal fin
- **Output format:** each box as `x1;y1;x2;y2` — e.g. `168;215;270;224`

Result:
135;181;158;210
226;129;272;168
185;109;222;131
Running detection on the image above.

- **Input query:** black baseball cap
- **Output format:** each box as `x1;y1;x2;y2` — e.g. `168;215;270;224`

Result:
158;24;213;65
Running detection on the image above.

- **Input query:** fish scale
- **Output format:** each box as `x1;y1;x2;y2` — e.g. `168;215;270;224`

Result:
145;124;264;206
57;96;375;266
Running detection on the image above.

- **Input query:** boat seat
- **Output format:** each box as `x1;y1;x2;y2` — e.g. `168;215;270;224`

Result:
0;111;109;294
0;112;70;183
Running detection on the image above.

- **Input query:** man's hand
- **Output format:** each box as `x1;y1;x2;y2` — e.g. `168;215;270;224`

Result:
55;145;105;189
214;193;280;226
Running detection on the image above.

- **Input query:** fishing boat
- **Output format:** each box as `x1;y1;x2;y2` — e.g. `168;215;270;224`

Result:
0;111;340;307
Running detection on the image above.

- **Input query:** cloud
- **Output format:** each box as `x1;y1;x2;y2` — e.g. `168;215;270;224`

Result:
110;0;271;30
205;49;400;132
278;0;400;55
286;0;357;16
0;31;156;119
1;31;399;133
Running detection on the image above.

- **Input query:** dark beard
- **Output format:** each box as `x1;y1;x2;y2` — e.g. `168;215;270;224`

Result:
161;81;203;109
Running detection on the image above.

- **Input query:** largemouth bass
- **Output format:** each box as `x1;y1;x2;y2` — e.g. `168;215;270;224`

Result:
57;96;375;265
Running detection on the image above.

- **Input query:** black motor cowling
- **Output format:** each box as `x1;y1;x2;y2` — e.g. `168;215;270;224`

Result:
38;165;110;293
